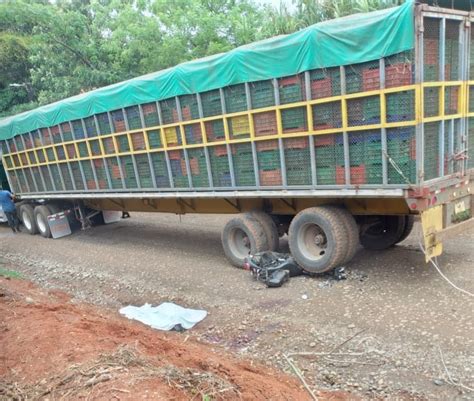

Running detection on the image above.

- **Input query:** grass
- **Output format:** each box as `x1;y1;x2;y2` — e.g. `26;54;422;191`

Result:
0;268;22;279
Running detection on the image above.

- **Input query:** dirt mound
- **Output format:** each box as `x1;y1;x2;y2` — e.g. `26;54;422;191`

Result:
0;277;350;400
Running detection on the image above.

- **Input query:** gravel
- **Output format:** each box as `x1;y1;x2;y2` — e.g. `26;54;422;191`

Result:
1;212;473;400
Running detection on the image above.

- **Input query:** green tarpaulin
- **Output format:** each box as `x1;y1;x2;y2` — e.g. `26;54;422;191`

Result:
0;0;414;141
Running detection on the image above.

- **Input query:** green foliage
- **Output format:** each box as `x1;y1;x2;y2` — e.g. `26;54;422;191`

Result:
0;268;22;279
0;0;402;118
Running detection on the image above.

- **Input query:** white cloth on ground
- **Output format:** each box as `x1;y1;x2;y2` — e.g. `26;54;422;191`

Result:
119;302;207;331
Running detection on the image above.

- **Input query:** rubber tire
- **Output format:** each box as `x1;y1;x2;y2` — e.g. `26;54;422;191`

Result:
19;204;38;235
325;206;359;264
34;205;52;238
222;214;269;268
360;215;406;250
288;206;349;273
248;211;279;251
395;215;415;244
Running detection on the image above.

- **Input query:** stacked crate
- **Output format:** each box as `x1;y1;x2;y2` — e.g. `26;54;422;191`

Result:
106;158;123;189
284;137;311;185
347;131;383;185
168;149;188;188
209;145;232;187
135;154;154;188
150;152;170;187
231;143;255;186
387;127;417;184
188;148;209;187
314;134;342;185
310;68;341;99
256;140;281;186
279;75;307;134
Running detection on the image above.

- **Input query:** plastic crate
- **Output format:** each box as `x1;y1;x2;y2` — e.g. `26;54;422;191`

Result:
254;111;278;136
282;108;306;132
259;169;282;186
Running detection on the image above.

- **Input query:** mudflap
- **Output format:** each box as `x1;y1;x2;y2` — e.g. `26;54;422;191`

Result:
421;195;473;263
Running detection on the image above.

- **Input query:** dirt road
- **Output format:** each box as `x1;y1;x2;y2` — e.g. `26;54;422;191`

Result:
1;213;473;400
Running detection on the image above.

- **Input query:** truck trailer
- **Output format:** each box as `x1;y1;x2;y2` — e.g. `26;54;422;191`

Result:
0;0;472;272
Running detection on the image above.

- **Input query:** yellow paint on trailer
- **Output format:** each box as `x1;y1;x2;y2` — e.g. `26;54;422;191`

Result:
84;196;410;216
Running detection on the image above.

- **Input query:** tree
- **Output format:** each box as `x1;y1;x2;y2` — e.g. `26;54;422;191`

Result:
0;0;403;117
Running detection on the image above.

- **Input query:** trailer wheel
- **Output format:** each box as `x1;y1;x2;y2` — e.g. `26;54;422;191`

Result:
325;206;359;264
34;205;52;238
288;206;348;273
395;215;415;244
248;211;279;251
19;204;37;235
222;214;269;267
359;215;405;250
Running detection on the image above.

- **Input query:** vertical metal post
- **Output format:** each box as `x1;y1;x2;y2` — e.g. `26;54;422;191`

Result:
340;66;351;185
81;118;100;190
270;79;287;187
157;102;174;188
379;58;389;185
58;123;77;191
464;17;471;174
176;97;193;188
70;122;88;190
139;104;158;189
448;118;454;174
305;71;318;186
415;8;424;186
457;18;467;176
438;18;446;177
93;115;112;190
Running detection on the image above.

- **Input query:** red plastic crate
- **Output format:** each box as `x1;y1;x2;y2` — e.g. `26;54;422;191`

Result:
385;63;413;88
362;68;380;91
313;123;335;131
279;75;301;87
172;109;180;123
213;145;228;157
314;135;335;147
259;169;282;186
112;165;121;179
103;138;115;153
256;140;279;151
87;180;97;190
336;165;366;185
168;150;182;160
285;137;308;149
254;112;278;136
424;39;438;65
24;136;33;149
311;78;332;99
131;132;146;150
189;158;200;175
142;103;156;115
180;159;188;175
114;120;126;132
66;144;76;158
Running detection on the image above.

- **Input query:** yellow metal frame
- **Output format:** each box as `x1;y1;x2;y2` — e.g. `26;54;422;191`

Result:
1;81;469;172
